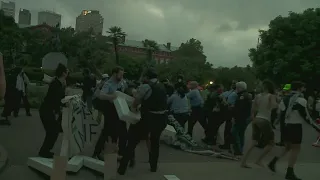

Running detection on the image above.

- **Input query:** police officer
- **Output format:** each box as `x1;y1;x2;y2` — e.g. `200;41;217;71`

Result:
118;68;167;175
92;66;128;161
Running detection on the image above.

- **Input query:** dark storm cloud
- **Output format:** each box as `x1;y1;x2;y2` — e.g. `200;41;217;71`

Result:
13;0;320;67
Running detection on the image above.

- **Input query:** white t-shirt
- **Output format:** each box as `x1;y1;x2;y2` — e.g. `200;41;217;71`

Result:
283;97;307;124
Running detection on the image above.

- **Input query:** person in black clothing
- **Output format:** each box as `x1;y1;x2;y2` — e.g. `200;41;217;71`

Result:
202;84;223;145
38;63;68;158
232;81;252;156
82;68;96;111
118;68;167;175
13;68;31;117
1;67;19;125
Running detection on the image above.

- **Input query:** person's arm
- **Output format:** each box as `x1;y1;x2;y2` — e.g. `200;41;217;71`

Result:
167;94;174;105
24;73;30;85
132;84;150;108
0;53;6;99
99;82;116;101
293;98;320;132
251;96;259;119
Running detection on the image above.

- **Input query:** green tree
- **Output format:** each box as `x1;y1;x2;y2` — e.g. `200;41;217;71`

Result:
142;39;159;64
107;26;126;65
249;8;320;85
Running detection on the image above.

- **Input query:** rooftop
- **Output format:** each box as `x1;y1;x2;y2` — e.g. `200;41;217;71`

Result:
119;39;179;52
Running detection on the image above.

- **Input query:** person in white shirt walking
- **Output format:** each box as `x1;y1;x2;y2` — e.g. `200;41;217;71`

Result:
14;67;31;117
268;81;320;180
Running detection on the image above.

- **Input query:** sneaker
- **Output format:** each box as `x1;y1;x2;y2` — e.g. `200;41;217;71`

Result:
285;167;301;180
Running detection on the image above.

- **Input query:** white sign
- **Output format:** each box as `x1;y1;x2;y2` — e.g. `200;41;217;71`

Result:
67;96;101;156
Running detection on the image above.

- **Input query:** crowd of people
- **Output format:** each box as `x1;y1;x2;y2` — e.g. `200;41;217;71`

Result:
1;59;319;180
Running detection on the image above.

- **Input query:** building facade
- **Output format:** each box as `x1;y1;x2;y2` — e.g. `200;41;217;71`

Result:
76;10;103;34
18;8;31;25
38;11;61;28
113;39;178;63
0;1;15;18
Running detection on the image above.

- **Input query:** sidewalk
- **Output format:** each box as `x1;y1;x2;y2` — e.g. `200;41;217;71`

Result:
1;161;318;180
0;144;8;173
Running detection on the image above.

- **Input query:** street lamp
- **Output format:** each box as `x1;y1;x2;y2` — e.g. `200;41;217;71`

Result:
209;81;213;85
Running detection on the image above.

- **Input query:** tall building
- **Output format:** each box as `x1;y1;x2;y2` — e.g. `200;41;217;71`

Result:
38;11;61;28
76;10;103;34
18;8;31;25
0;1;15;18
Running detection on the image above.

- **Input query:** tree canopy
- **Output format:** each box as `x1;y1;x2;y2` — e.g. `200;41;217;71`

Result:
249;8;320;86
0;10;256;88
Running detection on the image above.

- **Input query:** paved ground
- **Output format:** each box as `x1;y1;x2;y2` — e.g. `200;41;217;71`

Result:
0;109;319;180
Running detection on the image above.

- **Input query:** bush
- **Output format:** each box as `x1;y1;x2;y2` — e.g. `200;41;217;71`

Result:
24;67;83;85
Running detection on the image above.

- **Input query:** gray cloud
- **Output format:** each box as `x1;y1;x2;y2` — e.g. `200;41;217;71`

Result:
13;0;320;67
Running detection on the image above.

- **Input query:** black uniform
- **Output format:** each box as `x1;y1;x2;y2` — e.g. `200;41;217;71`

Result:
118;81;167;174
38;77;65;158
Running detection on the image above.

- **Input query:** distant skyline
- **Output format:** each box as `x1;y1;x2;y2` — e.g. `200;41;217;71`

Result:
8;0;320;67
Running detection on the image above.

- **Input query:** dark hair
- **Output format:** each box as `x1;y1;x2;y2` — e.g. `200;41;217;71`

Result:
175;82;187;98
291;81;305;91
55;63;67;77
144;68;157;79
262;79;275;94
111;66;124;75
209;84;220;91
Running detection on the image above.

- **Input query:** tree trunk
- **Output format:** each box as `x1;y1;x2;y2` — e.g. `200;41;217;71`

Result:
113;38;119;65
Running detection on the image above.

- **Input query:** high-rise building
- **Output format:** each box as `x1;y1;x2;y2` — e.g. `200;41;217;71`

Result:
76;10;104;34
38;11;61;28
0;1;15;18
18;8;31;25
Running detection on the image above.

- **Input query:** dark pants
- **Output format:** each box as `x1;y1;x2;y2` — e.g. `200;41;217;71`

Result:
279;117;285;143
39;105;60;155
188;106;207;137
222;112;233;147
270;108;277;127
2;89;18;117
232;121;248;154
93;106;127;156
14;90;30;116
118;112;167;174
207;111;223;143
173;113;189;127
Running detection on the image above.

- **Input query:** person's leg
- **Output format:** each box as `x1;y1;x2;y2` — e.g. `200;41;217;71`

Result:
118;122;142;175
220;113;232;149
204;112;215;144
268;143;291;172
188;108;198;136
241;121;260;168
22;94;31;116
13;91;22;117
93;111;109;157
117;120;128;158
277;117;285;146
149;114;167;172
255;121;275;167
232;123;241;155
285;124;303;179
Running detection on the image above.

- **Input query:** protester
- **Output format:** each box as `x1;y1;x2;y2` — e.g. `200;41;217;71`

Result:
275;84;292;146
38;63;68;158
14;67;31;117
203;84;224;145
241;80;278;168
231;81;252;156
268;81;320;180
82;68;96;111
307;88;319;119
118;68;167;175
187;81;207;138
92;67;129;164
219;80;238;150
167;82;190;127
92;74;109;123
1;67;20;123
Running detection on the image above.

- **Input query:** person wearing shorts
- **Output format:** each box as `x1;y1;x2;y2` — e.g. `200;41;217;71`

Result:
268;81;319;180
241;80;278;168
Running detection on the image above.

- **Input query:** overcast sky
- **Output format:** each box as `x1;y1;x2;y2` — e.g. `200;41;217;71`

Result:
10;0;319;67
